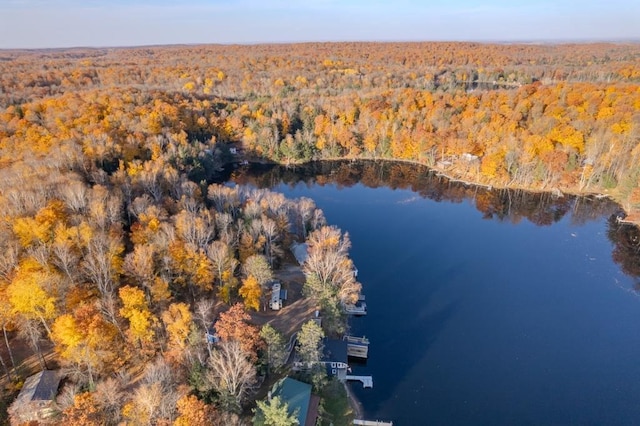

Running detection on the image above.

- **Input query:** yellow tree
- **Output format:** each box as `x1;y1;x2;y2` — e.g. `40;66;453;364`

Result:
239;275;261;312
51;304;118;389
119;285;156;348
161;303;194;364
8;257;57;335
168;241;214;295
12;200;67;247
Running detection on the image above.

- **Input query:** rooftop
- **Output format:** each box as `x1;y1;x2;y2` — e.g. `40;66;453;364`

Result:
271;377;314;426
322;339;348;364
14;370;61;405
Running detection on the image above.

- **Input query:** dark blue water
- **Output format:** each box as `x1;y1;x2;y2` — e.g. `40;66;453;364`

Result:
231;161;640;425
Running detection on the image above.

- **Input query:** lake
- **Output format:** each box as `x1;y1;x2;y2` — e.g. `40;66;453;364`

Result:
229;160;640;425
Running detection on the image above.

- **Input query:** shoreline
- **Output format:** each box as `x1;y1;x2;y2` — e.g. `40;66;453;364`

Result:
343;381;365;420
238;154;640;228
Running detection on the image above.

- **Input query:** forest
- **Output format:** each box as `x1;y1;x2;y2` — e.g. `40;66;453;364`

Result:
0;41;639;424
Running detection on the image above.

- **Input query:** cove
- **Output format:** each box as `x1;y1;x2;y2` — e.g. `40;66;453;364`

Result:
228;160;640;425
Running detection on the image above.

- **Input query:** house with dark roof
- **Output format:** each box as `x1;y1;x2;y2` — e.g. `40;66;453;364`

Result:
270;377;320;426
321;339;349;381
9;370;61;424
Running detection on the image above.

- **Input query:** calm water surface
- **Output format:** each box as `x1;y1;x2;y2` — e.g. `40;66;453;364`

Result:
232;161;640;425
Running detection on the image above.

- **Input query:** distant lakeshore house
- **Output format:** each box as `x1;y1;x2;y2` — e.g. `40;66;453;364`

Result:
9;370;62;424
269;377;320;426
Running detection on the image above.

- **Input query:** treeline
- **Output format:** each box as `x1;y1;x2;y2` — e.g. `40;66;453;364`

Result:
1;42;639;217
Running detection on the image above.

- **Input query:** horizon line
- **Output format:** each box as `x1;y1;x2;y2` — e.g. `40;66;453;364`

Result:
3;37;640;52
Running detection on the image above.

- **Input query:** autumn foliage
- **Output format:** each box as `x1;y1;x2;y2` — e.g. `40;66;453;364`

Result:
0;40;639;422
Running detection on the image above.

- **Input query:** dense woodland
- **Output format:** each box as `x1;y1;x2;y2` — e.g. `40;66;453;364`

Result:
1;41;640;424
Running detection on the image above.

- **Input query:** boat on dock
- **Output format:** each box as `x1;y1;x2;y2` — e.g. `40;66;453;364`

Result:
344;335;369;359
344;300;367;315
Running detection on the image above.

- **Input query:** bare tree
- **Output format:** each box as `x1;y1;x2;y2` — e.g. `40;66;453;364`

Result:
303;226;361;305
243;199;263;221
310;208;326;231
208;184;239;216
129;195;153;219
207;241;239;287
174;209;215;249
88;185;122;232
27;244;49;269
82;233;122;299
261;216;282;267
296;197;317;238
206;340;257;412
133;357;181;423
17;318;47;369
0;242;19;282
123;244;156;298
242;254;273;286
59;180;88;214
94;377;124;425
52;240;80;285
56;382;81;412
215;212;237;247
194;299;215;331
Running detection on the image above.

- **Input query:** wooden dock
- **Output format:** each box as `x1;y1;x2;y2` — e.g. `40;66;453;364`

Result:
346;375;373;388
347;344;368;358
353;420;393;426
344;301;367;315
344;335;369;345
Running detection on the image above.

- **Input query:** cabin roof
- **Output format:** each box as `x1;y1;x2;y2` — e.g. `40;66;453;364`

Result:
271;377;313;426
16;370;61;403
322;338;348;364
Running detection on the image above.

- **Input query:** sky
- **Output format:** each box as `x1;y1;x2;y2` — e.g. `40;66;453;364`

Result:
0;0;639;49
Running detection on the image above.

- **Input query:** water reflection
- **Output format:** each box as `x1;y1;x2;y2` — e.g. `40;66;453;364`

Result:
228;160;640;279
608;219;640;279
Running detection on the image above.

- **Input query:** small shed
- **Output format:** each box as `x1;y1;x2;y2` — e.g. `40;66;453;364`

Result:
9;370;61;424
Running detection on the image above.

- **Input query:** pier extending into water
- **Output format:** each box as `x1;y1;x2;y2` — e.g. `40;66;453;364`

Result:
346;375;373;388
353;420;393;426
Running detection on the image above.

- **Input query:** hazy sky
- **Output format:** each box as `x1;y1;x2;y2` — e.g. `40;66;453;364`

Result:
0;0;638;49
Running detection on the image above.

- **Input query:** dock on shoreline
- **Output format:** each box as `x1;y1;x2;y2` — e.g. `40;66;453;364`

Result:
353;420;394;426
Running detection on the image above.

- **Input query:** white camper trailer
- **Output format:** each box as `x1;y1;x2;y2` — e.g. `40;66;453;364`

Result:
270;282;288;310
